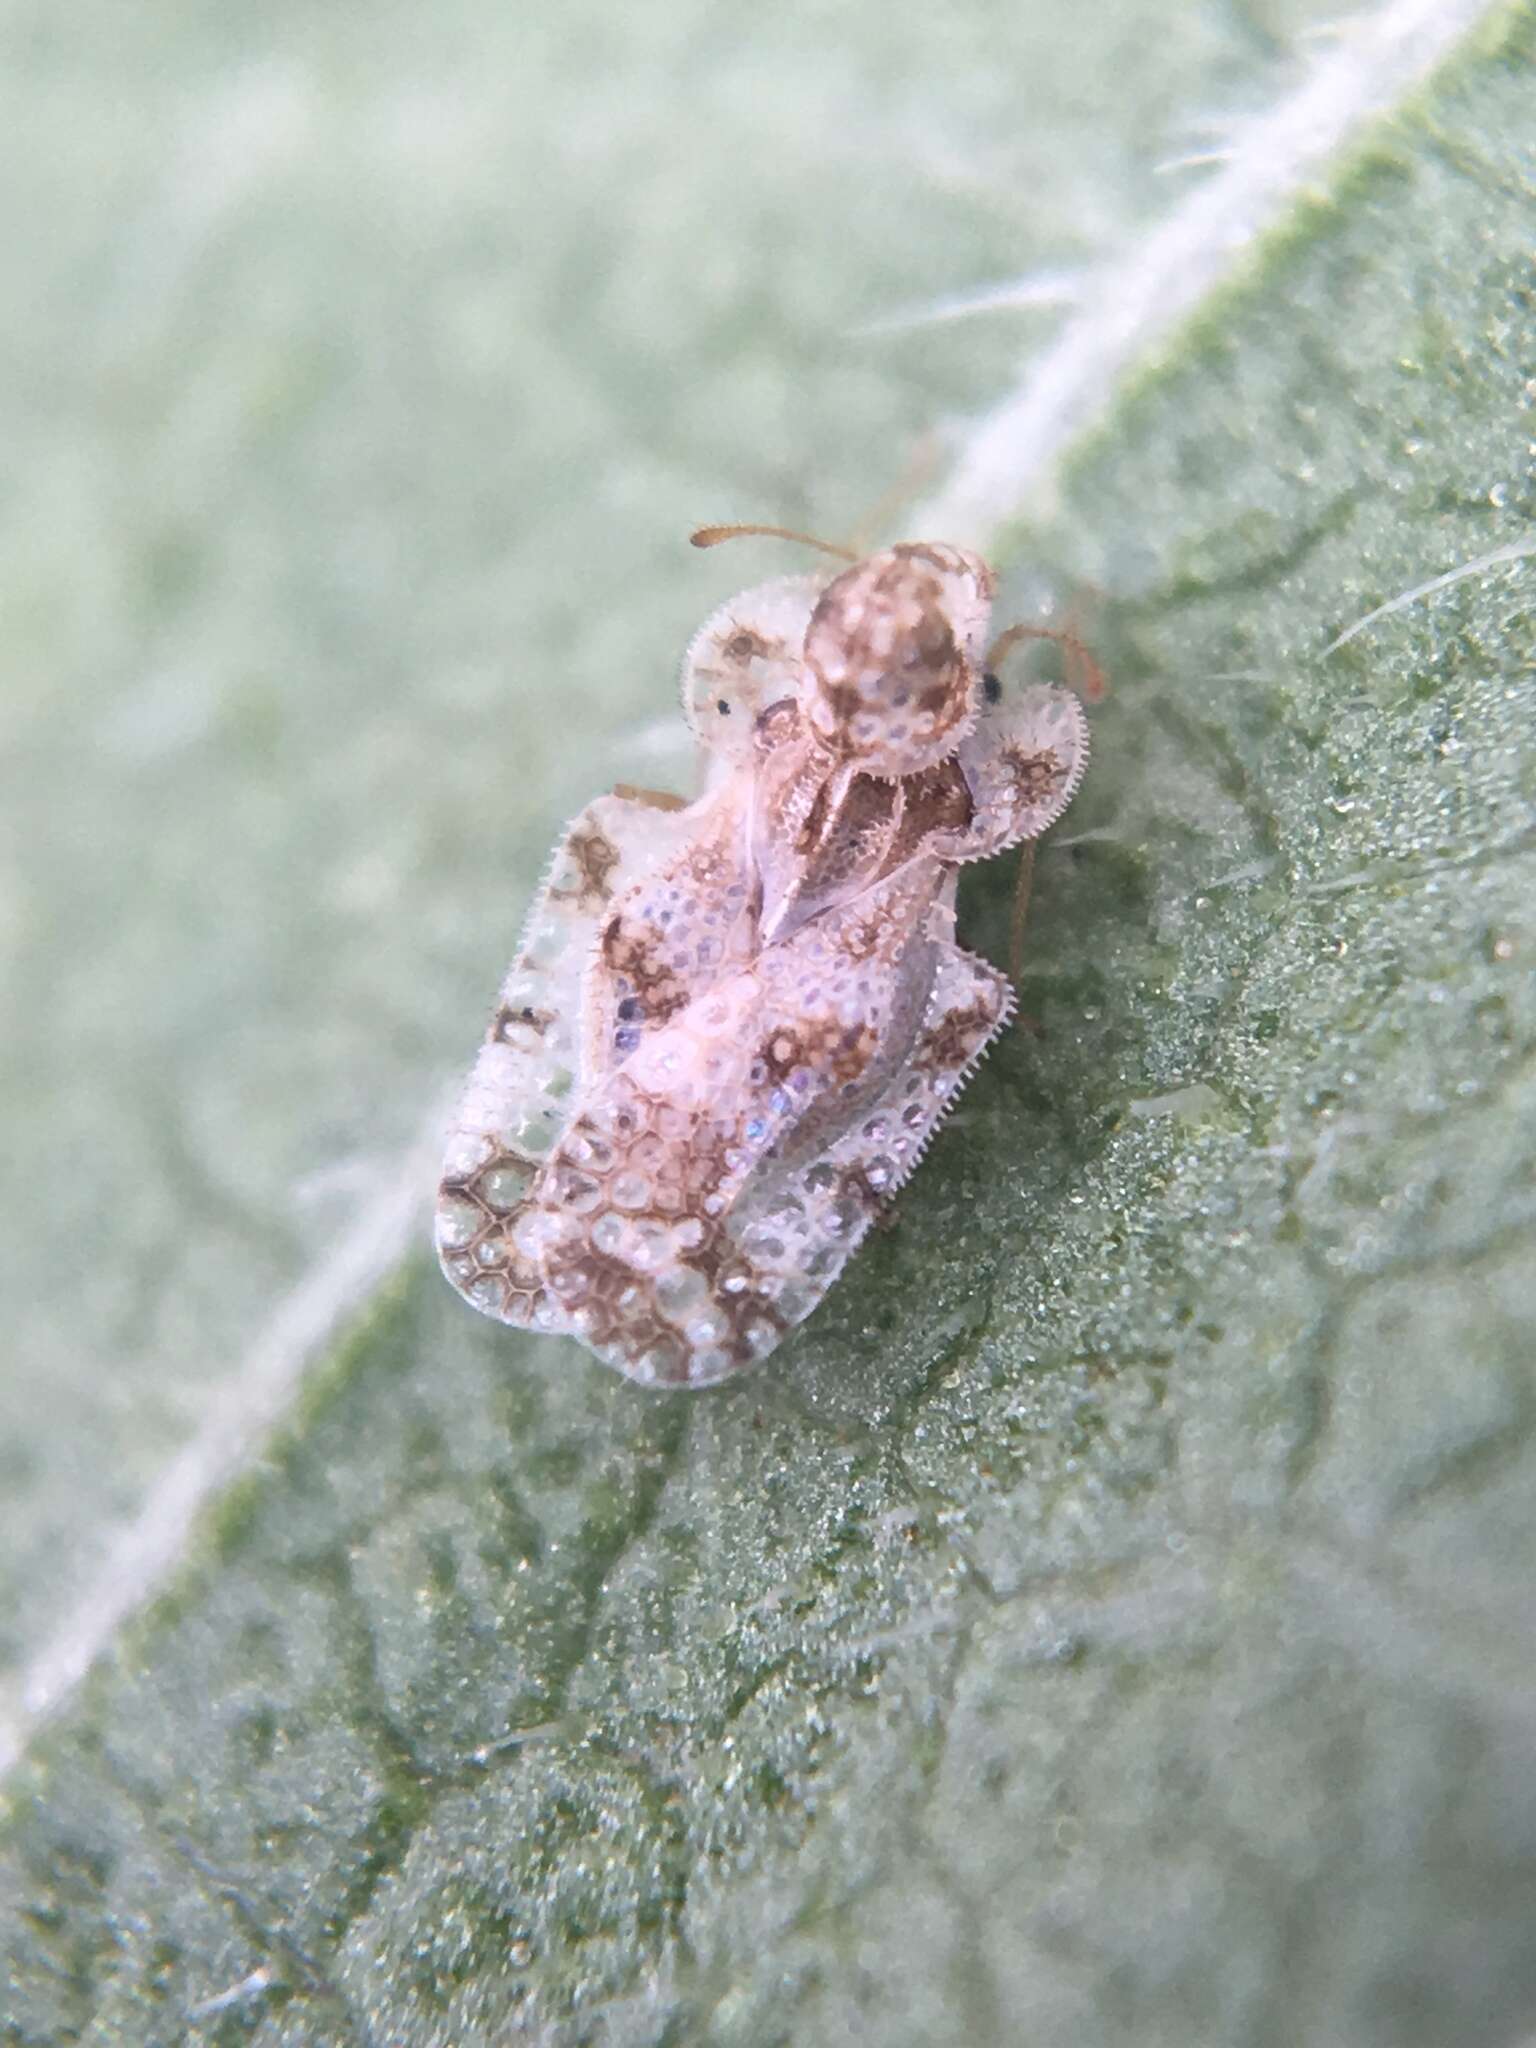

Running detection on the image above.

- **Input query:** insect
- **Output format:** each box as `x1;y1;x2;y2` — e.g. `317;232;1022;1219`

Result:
436;526;1090;1386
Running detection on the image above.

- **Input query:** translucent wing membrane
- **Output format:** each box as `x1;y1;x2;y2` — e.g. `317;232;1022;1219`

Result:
681;573;824;775
706;926;1011;1383
581;792;757;1081
437;787;704;1329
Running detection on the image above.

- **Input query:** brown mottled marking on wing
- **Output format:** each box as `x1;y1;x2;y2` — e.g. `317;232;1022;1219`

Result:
723;626;773;661
584;793;759;1077
550;824;621;909
516;861;948;1383
492;1001;555;1040
436;1147;553;1326
794;772;897;875
936;682;1090;861
682;572;824;761
759;1028;803;1085
757;1015;881;1085
598;912;693;1027
534;1074;792;1384
914;997;1003;1078
1000;745;1067;808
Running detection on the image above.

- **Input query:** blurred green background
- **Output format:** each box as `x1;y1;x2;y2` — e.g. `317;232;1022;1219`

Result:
3;4;1534;2044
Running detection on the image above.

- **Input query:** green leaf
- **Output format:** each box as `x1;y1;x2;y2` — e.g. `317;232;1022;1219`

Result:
4;5;1535;2045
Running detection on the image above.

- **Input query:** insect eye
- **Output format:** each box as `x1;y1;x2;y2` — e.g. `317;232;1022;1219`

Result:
982;672;1002;705
717;698;731;716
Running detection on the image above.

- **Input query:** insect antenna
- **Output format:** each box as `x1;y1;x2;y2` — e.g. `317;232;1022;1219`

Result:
690;523;859;564
985;620;1107;702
